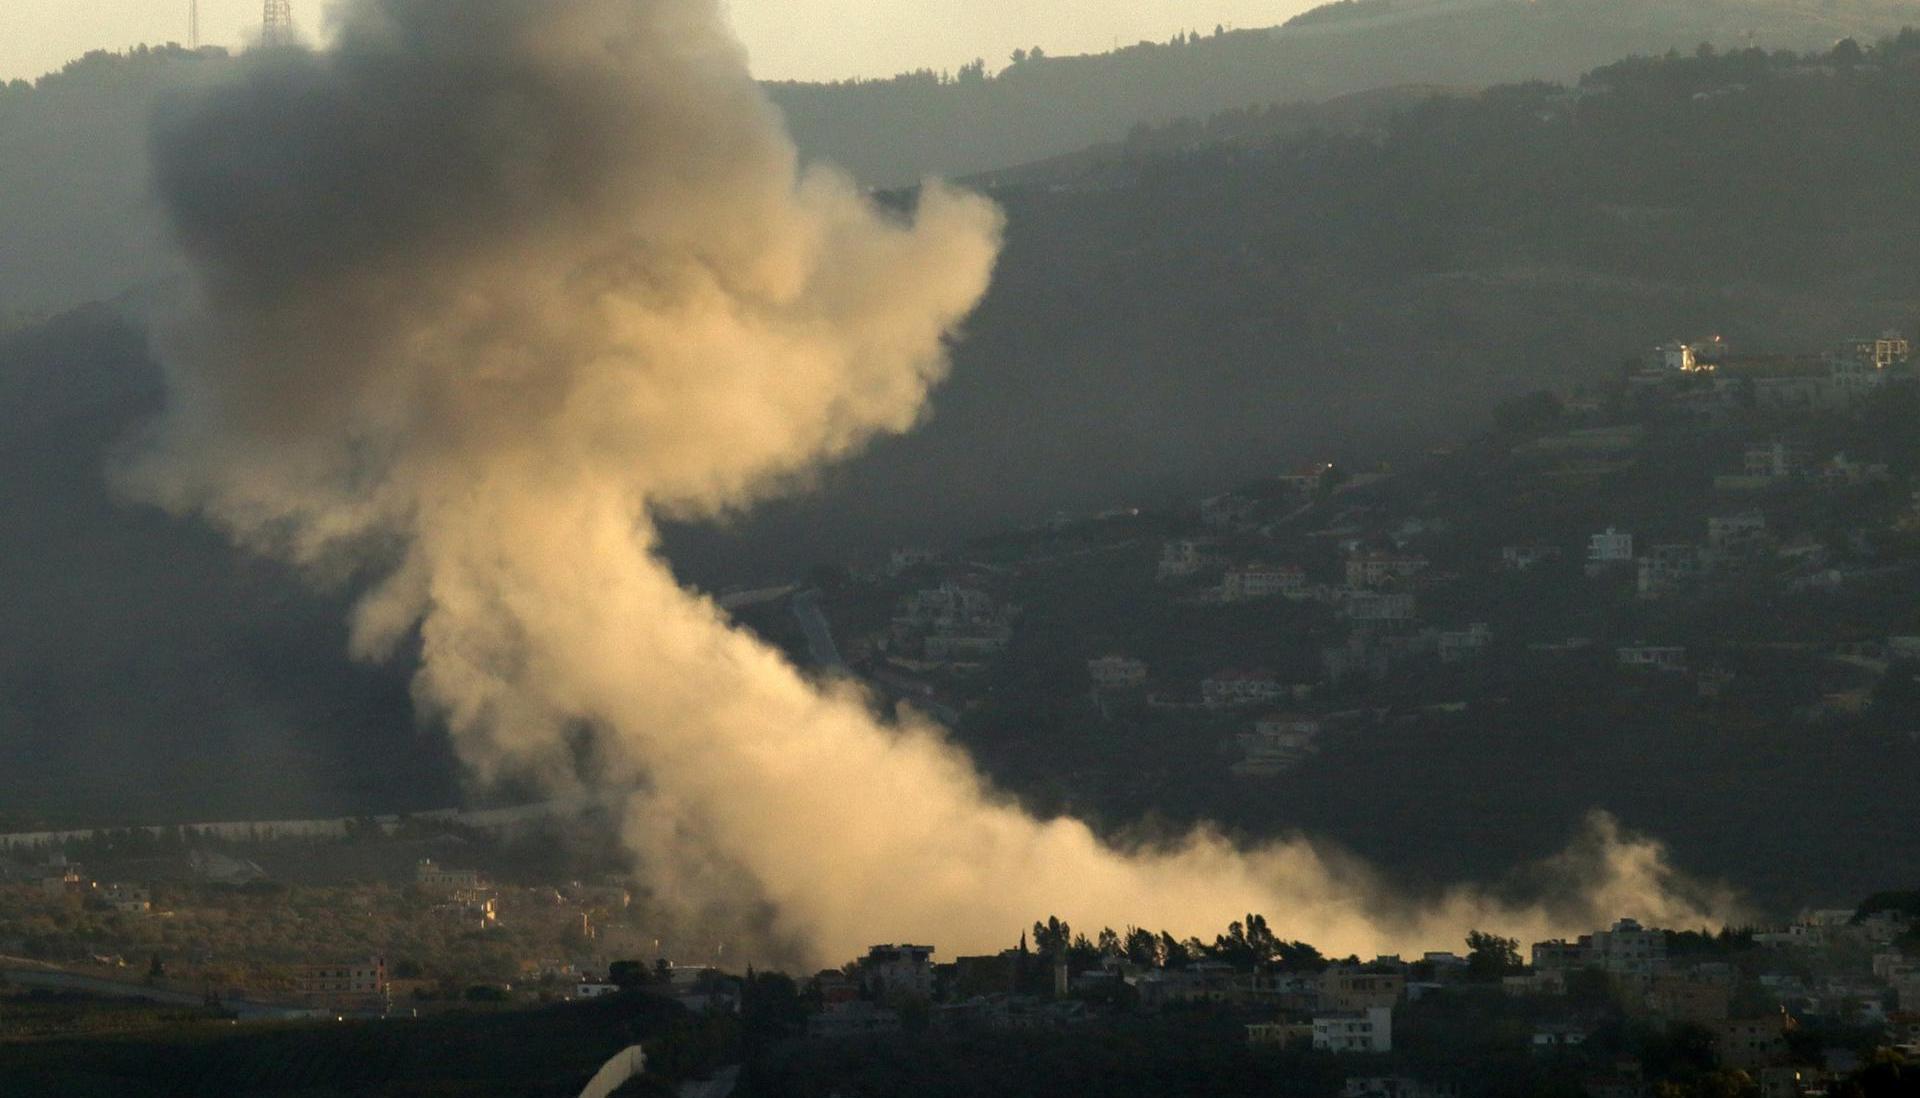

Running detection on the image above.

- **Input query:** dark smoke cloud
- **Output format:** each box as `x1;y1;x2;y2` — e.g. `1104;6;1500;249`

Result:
125;0;1731;965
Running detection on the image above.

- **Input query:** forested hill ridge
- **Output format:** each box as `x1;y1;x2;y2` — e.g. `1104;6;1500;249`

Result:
6;0;1920;320
686;31;1920;584
765;0;1920;184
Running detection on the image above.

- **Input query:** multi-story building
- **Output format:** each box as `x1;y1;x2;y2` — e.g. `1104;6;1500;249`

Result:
1638;545;1705;596
1707;512;1767;552
415;858;480;890
1841;331;1911;371
1222;564;1308;602
1744;441;1807;479
1586;528;1634;572
1648;975;1731;1024
1438;623;1491;663
1313;1006;1394;1053
1345;552;1429;589
1157;539;1205;580
1531;940;1589;971
295;957;388;1009
1320;967;1406;1012
1712;1014;1793;1072
1589;918;1667;979
860;944;935;1002
1344;591;1416;623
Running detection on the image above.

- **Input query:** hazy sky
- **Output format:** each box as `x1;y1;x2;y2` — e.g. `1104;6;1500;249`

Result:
1;1;1311;85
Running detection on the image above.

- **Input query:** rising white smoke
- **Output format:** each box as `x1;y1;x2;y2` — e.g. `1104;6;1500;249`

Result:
126;0;1733;966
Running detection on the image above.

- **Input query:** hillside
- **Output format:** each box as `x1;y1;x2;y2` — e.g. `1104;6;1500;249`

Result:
7;0;1920;320
673;33;1920;581
11;38;1920;849
0;307;454;825
766;0;1920;184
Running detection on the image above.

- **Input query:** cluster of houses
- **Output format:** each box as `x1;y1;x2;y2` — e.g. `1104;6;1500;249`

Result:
889;580;1020;666
745;905;1920;1097
413;857;498;930
796;322;1920;794
1630;332;1913;415
0;854;153;914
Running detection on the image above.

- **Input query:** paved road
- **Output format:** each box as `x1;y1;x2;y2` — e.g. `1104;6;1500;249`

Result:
790;589;845;670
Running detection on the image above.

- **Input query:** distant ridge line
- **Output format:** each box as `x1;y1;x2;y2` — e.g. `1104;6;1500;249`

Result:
0;797;597;850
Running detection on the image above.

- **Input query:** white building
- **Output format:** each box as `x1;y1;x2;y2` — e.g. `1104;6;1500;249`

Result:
1087;655;1147;691
1201;493;1256;529
1586;528;1634;572
1202;670;1286;709
1501;544;1561;571
1222;564;1308;602
1617;646;1687;673
1707;512;1767;552
1278;462;1333;494
1638;545;1705;595
887;547;937;574
1314;1006;1394;1053
1344;591;1416;623
576;980;620;999
1345;553;1428;589
898;583;997;629
1157;539;1204;580
1438;624;1491;663
1744;441;1806;479
1233;714;1322;777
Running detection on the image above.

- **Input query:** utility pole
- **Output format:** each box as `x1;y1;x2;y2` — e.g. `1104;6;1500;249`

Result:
262;0;295;47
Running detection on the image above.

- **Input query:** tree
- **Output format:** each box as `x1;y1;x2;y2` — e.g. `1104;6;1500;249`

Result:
1124;926;1160;966
1210;913;1281;968
741;970;806;1044
1010;48;1028;65
1159;931;1193;968
1033;916;1071;959
1465;929;1523;979
609;960;650;988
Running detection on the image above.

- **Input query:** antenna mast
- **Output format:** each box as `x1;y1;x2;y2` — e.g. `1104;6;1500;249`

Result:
189;0;200;48
262;0;295;47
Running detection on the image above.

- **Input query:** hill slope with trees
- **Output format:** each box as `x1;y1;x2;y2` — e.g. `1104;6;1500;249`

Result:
6;0;1920;319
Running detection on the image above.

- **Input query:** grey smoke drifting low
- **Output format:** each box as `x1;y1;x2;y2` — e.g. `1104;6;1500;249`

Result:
128;0;1733;965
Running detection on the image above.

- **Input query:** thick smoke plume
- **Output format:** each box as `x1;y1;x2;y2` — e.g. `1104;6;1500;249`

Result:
129;0;1733;965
